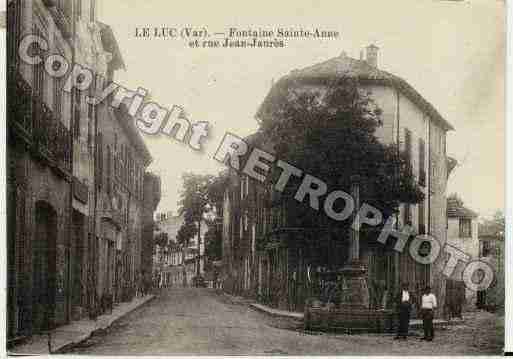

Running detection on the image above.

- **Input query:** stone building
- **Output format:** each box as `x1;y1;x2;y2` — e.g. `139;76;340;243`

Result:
446;194;479;314
221;45;456;314
7;0;160;342
477;217;505;311
142;173;162;284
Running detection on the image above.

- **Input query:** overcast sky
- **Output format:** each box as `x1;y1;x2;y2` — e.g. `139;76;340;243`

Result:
98;0;505;219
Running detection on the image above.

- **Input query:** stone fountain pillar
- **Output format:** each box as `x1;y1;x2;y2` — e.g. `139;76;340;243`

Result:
338;175;370;309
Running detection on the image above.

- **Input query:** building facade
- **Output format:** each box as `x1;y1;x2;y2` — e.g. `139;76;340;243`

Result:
446;194;479;314
7;0;160;341
221;45;456;314
477;218;505;311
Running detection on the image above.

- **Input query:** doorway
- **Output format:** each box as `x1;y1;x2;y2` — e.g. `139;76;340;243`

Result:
32;201;57;333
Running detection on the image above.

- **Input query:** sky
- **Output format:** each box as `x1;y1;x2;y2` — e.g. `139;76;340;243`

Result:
97;0;505;219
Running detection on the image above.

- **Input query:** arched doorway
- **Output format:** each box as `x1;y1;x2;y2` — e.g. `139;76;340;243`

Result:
32;201;57;333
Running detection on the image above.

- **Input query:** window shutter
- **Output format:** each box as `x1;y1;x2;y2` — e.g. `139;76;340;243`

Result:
419;138;426;186
96;132;103;188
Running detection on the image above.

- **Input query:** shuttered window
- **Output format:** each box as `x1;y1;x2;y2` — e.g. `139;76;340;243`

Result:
404;128;412;168
418;200;425;234
73;88;81;139
96;132;103;188
419;138;426;186
106;145;112;193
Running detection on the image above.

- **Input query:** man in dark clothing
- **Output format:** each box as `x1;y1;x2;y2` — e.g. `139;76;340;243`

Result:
394;282;413;339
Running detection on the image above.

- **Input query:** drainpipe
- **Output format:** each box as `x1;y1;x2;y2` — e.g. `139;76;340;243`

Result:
90;70;98;320
394;89;400;290
427;117;431;284
67;0;77;325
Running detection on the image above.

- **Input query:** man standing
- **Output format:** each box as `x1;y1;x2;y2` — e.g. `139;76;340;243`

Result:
394;282;413;340
421;285;437;341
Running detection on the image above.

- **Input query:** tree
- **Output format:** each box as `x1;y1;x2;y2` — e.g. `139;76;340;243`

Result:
204;218;222;261
257;76;423;234
177;173;217;282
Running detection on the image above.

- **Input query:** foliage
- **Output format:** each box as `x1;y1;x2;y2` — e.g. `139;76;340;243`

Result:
176;173;215;248
176;220;198;249
204;218;222;261
154;231;169;248
177;171;228;263
257;76;424;229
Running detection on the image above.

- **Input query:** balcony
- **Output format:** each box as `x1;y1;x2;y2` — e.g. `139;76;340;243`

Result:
8;68;72;177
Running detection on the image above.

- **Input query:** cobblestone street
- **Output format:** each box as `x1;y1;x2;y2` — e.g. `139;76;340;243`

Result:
67;288;504;355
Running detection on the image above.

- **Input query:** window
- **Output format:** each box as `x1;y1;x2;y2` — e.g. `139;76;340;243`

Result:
7;2;22;67
34;57;45;99
87;82;95;150
419;138;426;186
75;0;82;19
53;77;62;116
418;200;425;234
73;88;81;139
106;145;112;192
404;129;412;168
90;0;96;21
481;241;490;257
59;0;73;20
403;203;411;226
459;218;472;238
96;132;103;188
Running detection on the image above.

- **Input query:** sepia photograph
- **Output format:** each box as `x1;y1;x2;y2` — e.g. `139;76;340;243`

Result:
4;0;508;356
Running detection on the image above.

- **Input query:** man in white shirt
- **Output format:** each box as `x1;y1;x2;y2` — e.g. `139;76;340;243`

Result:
394;282;413;340
421;285;437;341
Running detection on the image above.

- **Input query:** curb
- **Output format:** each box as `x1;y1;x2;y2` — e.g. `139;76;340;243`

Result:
56;295;156;353
10;295;156;355
249;303;304;321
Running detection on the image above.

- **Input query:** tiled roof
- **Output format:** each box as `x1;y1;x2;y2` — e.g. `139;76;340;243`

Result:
447;197;478;218
257;53;454;131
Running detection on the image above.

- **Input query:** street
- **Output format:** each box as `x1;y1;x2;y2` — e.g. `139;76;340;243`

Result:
67;288;504;355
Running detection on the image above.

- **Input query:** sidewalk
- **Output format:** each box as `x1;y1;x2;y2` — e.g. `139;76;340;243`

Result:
9;294;155;354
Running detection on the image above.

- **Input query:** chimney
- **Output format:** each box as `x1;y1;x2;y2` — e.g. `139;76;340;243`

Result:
365;44;379;68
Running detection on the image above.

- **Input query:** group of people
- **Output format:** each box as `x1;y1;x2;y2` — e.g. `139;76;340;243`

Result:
395;283;438;341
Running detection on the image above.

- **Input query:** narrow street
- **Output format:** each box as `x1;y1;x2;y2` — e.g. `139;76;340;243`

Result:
67;288;504;355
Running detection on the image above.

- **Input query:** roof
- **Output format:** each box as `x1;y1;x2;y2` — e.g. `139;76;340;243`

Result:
447;196;478;218
257;52;454;132
98;22;126;71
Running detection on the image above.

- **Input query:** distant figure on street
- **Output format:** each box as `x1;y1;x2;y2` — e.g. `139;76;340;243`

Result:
421;285;437;341
394;282;413;340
